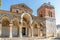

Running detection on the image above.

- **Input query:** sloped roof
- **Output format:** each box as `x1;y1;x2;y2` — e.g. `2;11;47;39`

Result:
37;3;54;11
10;3;32;12
0;10;22;16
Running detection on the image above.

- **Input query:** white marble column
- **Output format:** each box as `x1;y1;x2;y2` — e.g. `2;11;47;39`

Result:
10;24;13;38
19;24;22;38
0;23;2;37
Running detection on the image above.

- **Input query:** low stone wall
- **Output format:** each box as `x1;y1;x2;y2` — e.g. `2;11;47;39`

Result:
0;37;43;40
0;37;60;40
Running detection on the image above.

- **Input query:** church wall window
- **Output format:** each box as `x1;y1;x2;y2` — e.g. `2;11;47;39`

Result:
51;12;52;17
16;10;18;13
48;11;52;17
40;14;43;17
15;9;19;13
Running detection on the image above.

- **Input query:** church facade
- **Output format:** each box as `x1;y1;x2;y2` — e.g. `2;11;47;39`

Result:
0;3;57;39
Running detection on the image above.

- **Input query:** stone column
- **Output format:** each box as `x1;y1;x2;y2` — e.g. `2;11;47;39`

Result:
28;28;31;37
10;24;13;38
31;26;33;37
26;27;27;37
38;27;40;37
19;24;22;38
0;23;2;37
29;28;30;37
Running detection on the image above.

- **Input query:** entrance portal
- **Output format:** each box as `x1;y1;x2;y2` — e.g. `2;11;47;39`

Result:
22;27;26;37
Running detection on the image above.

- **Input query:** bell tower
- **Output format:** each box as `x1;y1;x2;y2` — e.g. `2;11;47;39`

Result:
37;3;55;18
37;2;57;37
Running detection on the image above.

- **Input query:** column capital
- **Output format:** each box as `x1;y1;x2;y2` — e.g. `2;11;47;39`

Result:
30;25;33;29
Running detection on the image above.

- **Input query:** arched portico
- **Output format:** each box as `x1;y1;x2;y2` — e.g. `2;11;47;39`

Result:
21;13;32;37
32;21;39;37
21;13;32;24
12;18;19;37
40;22;45;37
1;16;10;37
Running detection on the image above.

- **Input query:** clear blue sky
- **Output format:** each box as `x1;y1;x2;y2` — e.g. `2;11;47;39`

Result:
0;0;60;25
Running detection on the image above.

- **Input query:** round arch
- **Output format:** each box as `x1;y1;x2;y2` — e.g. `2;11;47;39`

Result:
21;13;32;37
21;13;32;24
2;16;10;27
32;21;38;37
12;18;19;37
12;18;19;26
32;21;38;28
1;16;10;37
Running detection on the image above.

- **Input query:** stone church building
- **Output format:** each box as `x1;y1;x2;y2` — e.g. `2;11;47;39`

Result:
0;3;56;39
